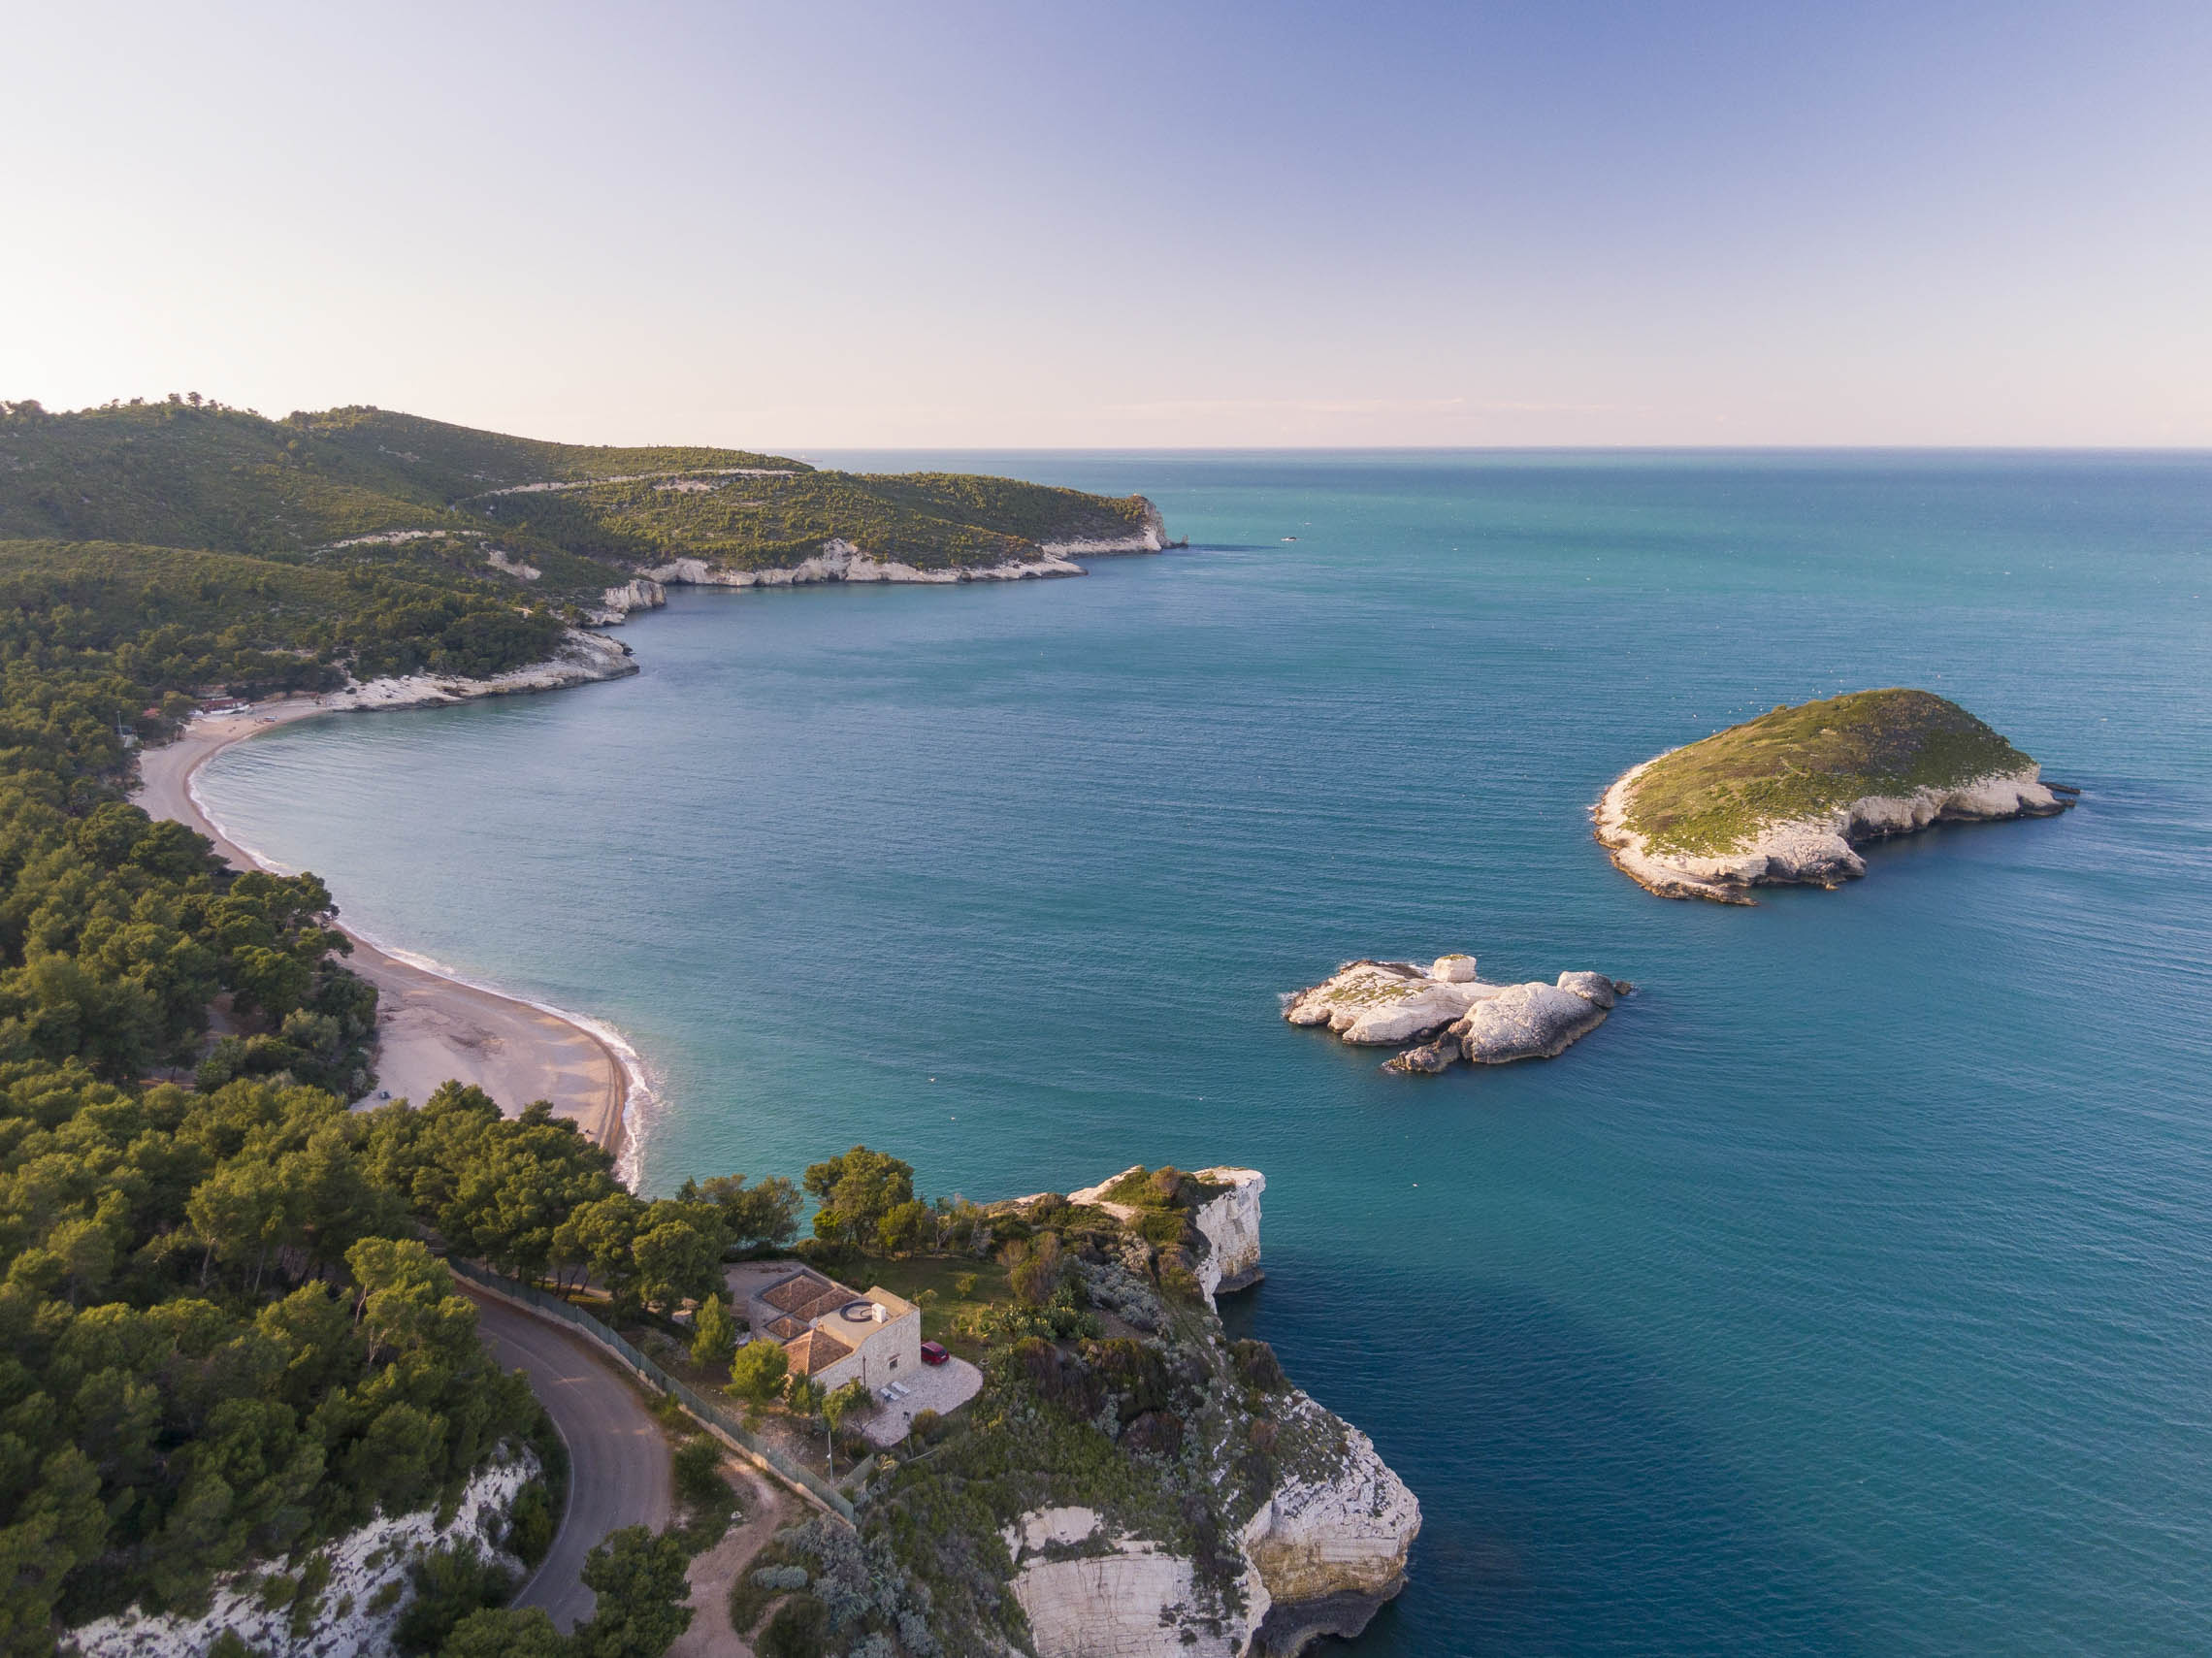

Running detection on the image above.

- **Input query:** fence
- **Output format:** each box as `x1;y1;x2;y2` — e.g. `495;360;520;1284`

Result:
447;1256;857;1522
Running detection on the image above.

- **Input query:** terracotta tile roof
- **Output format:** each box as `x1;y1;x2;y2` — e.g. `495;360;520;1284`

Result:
763;1314;807;1342
784;1326;854;1377
761;1270;859;1318
759;1271;830;1314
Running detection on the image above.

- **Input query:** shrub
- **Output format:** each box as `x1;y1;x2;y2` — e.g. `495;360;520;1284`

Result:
394;1541;516;1655
727;1337;790;1403
758;1592;831;1658
673;1438;731;1511
1007;1232;1064;1306
1231;1338;1287;1393
504;1479;556;1567
1136;1209;1187;1249
1122;1410;1185;1458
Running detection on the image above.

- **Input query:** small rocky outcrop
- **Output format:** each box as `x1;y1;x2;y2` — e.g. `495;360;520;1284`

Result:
1285;955;1624;1074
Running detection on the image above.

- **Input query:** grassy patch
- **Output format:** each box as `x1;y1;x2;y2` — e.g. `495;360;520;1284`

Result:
1624;688;2036;856
1094;1164;1234;1211
844;1252;1012;1352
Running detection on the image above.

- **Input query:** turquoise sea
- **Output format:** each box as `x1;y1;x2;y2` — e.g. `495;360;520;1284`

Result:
200;452;2212;1655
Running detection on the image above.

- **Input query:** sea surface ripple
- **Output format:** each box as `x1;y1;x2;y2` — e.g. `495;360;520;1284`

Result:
200;451;2212;1655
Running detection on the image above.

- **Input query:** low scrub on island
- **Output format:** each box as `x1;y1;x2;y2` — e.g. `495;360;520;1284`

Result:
1620;688;2040;857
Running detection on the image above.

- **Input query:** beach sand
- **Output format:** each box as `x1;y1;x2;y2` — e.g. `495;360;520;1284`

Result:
132;698;634;1158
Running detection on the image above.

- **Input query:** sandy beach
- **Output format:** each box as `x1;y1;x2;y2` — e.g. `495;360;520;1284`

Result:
132;699;635;1158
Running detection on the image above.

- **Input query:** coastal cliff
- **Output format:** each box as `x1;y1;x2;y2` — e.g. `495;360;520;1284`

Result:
999;1169;1418;1658
1596;689;2074;903
586;510;1171;620
1286;954;1623;1074
306;625;637;711
755;1166;1419;1658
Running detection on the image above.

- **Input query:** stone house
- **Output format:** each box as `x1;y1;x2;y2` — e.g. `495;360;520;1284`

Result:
745;1267;921;1394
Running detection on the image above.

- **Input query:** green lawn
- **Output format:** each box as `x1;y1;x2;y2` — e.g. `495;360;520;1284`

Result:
845;1252;1012;1355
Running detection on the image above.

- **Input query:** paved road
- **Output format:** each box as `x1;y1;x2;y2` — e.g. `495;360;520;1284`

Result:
463;1287;674;1631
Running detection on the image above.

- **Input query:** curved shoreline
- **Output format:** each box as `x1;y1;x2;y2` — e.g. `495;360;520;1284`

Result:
133;698;646;1167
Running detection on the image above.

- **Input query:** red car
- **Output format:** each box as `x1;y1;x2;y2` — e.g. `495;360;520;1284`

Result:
920;1341;950;1366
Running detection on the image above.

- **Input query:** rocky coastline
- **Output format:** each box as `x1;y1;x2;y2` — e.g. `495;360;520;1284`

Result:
1595;757;2074;904
993;1166;1421;1658
307;625;638;711
585;505;1172;624
1285;954;1624;1074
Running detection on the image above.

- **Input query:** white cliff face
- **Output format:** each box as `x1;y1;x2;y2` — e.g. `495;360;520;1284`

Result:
589;576;668;623
1285;958;1620;1074
310;627;636;713
1019;1171;1421;1658
1189;1167;1265;1300
636;538;1086;590
1241;1405;1421;1609
1008;1510;1267;1658
1595;758;2070;904
66;1452;537;1658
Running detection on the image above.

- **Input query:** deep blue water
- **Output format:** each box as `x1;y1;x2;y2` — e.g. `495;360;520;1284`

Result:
201;452;2212;1654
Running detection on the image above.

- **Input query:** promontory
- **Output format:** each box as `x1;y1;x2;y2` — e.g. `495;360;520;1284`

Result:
1595;688;2074;903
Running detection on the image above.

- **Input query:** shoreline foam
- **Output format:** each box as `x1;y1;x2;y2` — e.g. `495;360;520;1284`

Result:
134;677;648;1165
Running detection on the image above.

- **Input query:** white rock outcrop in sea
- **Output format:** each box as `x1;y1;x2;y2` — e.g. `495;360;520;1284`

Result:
1285;956;1623;1074
1593;759;2070;904
66;1451;537;1658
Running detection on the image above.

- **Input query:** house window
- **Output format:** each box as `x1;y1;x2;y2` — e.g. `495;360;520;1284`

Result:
890;1356;898;1370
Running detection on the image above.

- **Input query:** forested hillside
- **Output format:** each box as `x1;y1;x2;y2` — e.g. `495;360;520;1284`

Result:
0;400;1159;605
0;396;1172;1654
0;525;818;1651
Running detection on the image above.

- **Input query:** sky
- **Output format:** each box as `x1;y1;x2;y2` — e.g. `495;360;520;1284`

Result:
6;1;2210;448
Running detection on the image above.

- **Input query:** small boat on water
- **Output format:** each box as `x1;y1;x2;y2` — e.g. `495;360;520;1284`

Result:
1281;535;1298;541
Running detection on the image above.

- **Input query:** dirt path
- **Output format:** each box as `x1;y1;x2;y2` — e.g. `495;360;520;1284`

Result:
670;1462;793;1658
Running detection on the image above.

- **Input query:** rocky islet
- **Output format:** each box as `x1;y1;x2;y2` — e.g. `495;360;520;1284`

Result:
1285;955;1625;1075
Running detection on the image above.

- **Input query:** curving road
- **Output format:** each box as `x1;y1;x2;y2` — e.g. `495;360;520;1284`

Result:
462;1286;674;1631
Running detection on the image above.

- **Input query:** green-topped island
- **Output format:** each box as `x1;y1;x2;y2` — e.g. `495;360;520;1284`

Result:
1595;688;2075;903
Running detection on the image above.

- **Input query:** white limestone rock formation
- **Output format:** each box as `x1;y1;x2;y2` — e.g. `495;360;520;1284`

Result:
1241;1407;1424;1655
1008;1508;1269;1658
1594;758;2072;905
588;576;668;623
66;1451;538;1658
1455;981;1610;1063
1190;1166;1265;1297
1285;957;1623;1075
312;627;637;713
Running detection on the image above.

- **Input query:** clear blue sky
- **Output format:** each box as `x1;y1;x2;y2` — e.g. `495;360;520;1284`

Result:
8;1;2208;446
